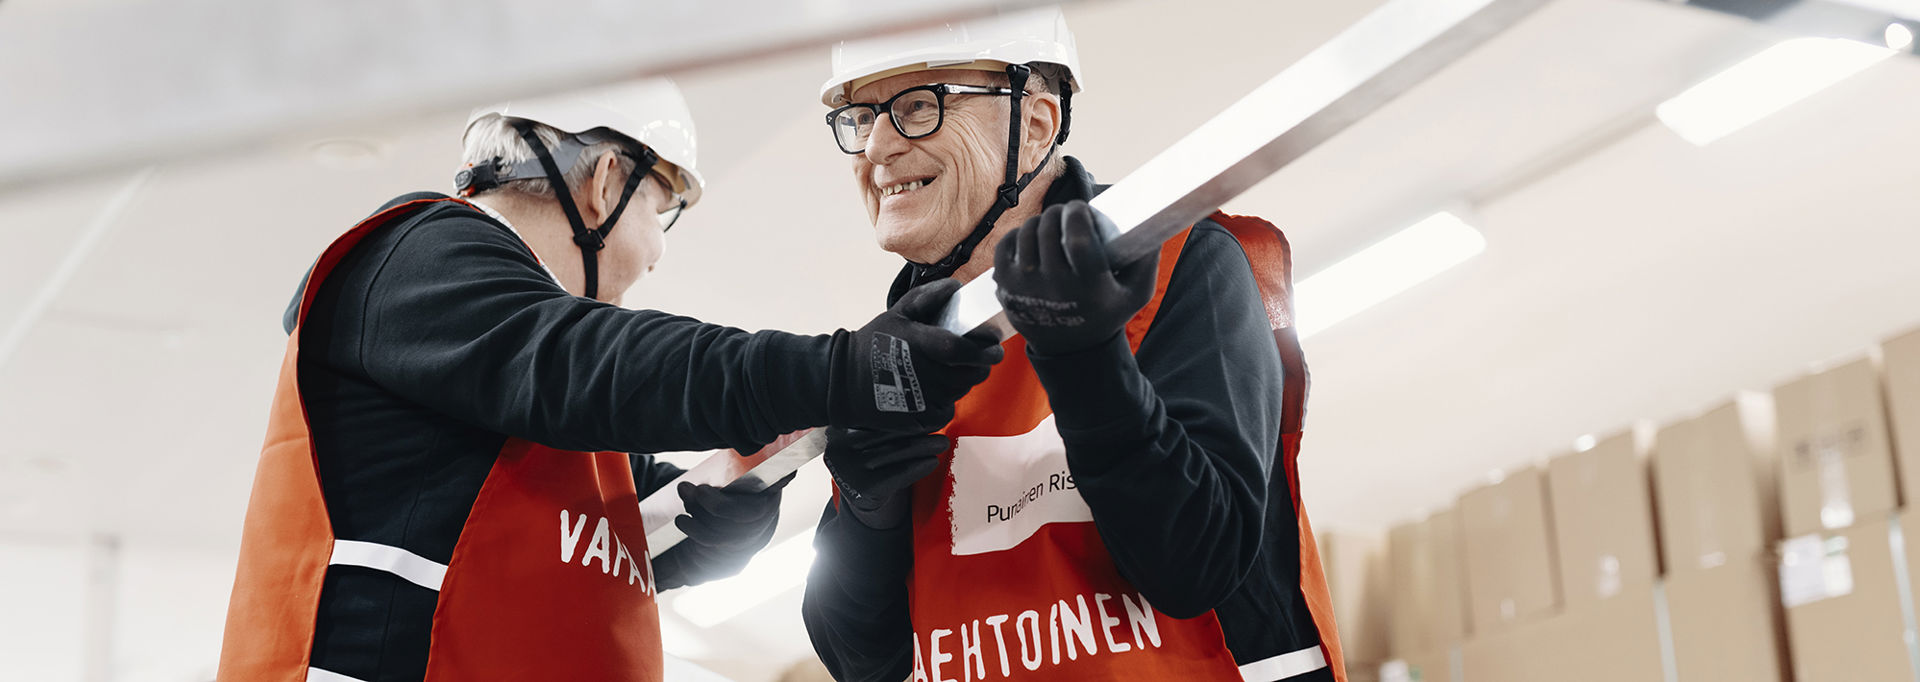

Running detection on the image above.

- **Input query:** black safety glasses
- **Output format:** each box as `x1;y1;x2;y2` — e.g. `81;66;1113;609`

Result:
825;83;1018;154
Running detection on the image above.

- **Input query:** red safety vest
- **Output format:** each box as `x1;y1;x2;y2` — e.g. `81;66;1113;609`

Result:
217;198;663;681
905;213;1346;681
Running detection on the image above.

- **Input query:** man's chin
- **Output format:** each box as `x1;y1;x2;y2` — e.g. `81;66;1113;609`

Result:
873;223;931;261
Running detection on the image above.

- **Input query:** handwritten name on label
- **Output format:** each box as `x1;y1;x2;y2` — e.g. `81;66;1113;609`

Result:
950;415;1093;556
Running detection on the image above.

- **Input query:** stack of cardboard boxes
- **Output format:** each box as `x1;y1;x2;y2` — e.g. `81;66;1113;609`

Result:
1383;510;1467;681
1769;339;1920;682
1363;325;1920;681
1319;530;1393;681
1456;433;1669;682
1653;397;1789;682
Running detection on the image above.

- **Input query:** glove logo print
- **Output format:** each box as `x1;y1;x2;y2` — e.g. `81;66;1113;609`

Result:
999;293;1087;329
871;332;926;413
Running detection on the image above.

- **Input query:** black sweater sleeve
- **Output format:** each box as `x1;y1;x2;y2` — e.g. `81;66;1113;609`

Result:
352;211;834;455
802;498;917;682
1028;222;1284;618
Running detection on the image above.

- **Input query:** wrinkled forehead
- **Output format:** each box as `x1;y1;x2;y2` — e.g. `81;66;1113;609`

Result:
847;68;1007;105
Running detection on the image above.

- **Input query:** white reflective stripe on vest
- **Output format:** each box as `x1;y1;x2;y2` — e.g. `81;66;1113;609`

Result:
328;539;448;591
1239;645;1329;681
308;666;370;682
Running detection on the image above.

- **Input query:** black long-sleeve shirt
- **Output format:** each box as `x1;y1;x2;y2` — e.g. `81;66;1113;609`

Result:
292;193;832;680
803;158;1330;681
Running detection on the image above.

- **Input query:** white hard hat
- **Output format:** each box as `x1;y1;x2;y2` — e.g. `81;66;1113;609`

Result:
467;77;705;208
819;6;1082;107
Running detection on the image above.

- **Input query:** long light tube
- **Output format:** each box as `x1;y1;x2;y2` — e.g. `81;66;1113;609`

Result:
1294;212;1487;340
1656;37;1894;147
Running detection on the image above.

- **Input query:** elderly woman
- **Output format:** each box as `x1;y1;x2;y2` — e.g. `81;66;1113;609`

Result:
802;8;1349;682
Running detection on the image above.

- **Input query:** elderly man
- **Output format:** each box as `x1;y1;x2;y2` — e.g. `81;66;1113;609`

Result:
802;9;1348;682
219;79;1001;681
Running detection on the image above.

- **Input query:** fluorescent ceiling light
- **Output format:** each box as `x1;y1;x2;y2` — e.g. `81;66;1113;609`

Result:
671;528;817;628
1656;37;1894;147
1294;211;1485;340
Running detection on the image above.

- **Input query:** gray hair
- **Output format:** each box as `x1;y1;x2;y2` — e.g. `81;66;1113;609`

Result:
460;114;637;199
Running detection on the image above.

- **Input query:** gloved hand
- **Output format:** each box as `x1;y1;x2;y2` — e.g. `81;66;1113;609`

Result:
993;200;1158;356
822;426;950;530
652;473;794;591
830;278;1004;434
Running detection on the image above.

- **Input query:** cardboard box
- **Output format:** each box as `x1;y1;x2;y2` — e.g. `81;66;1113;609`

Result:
1461;584;1664;682
1779;514;1918;682
1460;625;1544;682
1426;511;1468;644
1387;510;1470;655
1665;555;1790;682
1653;398;1780;574
1546;431;1660;609
1318;530;1391;669
1381;649;1454;682
1881;327;1920;505
1458;468;1559;634
1774;357;1899;536
1387;521;1428;656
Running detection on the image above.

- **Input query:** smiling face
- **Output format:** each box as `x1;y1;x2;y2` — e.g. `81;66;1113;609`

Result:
850;70;1022;264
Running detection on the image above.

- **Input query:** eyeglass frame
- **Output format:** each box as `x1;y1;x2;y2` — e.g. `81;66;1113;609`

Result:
637;165;687;233
824;83;1019;155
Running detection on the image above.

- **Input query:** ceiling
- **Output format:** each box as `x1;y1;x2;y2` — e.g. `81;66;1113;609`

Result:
4;0;1920;679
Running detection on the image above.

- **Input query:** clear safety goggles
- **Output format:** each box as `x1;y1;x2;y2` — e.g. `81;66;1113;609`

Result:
647;169;687;233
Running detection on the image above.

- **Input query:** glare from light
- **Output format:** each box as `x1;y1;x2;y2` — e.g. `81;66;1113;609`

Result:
657;617;713;660
1573;434;1597;452
671;528;817;628
1293;212;1486;340
1655;37;1894;147
1888;23;1915;51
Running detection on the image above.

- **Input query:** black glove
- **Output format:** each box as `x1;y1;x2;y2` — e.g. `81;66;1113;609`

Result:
822;426;950;530
652;473;793;591
829;278;1004;434
993;200;1158;357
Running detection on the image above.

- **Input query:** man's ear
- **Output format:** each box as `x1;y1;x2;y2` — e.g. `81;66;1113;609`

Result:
584;150;623;225
1020;92;1062;175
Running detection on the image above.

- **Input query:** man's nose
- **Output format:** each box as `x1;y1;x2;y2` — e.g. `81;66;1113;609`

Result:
864;113;911;166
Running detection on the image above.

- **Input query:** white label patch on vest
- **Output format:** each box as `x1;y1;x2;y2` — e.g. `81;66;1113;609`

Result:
950;415;1092;556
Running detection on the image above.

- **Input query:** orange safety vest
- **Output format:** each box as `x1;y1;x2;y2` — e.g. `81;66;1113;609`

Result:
217;197;663;681
905;213;1346;681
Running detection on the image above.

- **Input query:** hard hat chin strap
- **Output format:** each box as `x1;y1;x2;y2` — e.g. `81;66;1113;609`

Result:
907;63;1060;287
511;121;652;301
